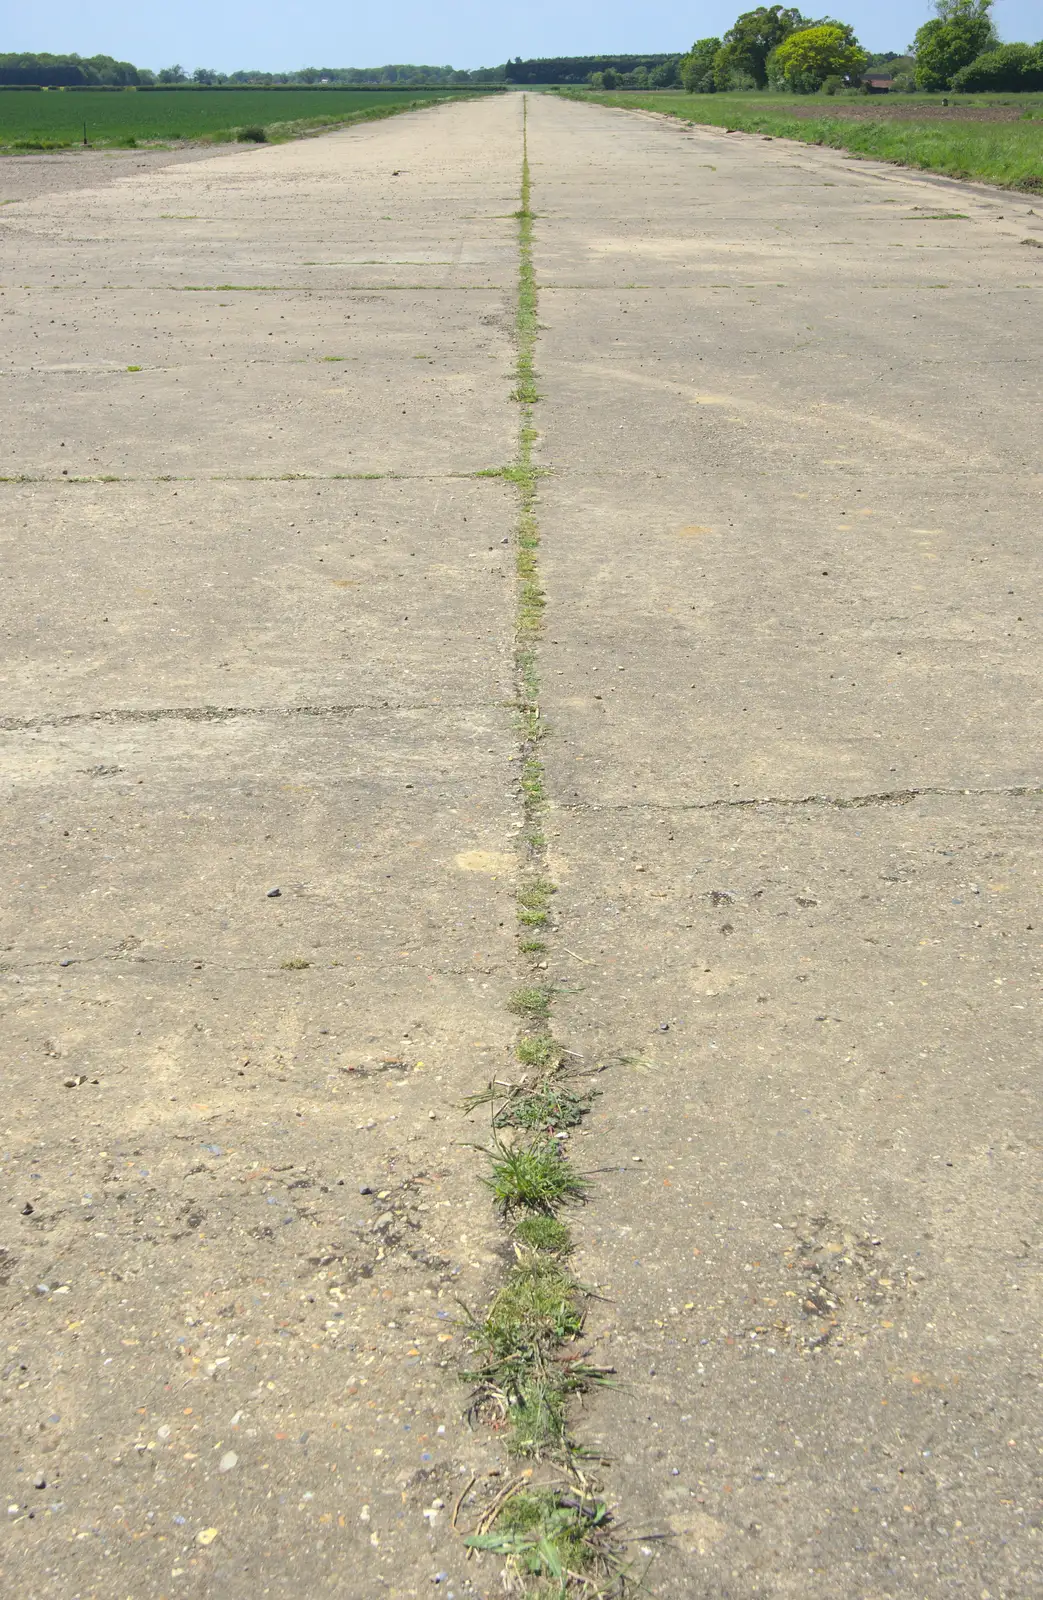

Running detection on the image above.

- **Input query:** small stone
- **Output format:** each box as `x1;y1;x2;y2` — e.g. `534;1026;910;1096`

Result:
428;1111;437;1120
196;1527;219;1546
218;1451;238;1472
21;1204;33;1216
266;887;281;898
33;1473;46;1490
658;1022;670;1032
359;1185;373;1195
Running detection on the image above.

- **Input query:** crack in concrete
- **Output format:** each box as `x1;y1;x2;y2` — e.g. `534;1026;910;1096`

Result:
560;783;1043;814
1;700;506;733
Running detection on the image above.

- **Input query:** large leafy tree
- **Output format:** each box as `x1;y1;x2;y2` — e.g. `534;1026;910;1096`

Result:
714;6;811;88
913;0;997;90
768;22;868;92
681;37;723;92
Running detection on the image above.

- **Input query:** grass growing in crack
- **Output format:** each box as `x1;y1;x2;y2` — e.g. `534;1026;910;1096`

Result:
518;876;556;927
515;1034;560;1069
468;1487;625;1598
509;985;552;1021
484;1138;588;1214
465;1252;595;1456
498;1080;595;1133
463;101;620;1585
515;1215;573;1254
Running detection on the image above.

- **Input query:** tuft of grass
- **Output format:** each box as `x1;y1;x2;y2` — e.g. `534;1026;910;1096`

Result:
280;957;310;970
497;1080;594;1133
515;1215;573;1255
465;1252;599;1456
515;1034;559;1069
484;1138;588;1214
518;875;555;927
126;365;141;372
237;124;268;143
467;1487;624;1596
509;985;552;1020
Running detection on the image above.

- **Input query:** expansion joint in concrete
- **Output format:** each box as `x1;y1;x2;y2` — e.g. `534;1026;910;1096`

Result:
559;783;1043;815
0;700;502;733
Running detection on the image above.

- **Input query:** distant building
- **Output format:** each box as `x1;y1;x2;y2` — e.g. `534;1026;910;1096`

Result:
861;73;893;93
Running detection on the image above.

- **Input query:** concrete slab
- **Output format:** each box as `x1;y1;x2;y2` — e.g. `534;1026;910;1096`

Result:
0;94;525;1600
0;479;514;717
525;94;1042;1597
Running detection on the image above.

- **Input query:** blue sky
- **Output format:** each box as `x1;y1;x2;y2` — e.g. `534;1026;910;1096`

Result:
6;0;1040;73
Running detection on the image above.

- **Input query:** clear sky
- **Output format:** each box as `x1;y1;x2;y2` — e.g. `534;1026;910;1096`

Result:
5;0;1040;74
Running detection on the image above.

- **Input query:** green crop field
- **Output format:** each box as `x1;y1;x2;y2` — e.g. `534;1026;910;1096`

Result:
0;87;482;150
563;89;1043;192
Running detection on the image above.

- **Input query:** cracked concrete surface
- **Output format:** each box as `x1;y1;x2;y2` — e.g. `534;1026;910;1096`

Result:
1;90;1040;1600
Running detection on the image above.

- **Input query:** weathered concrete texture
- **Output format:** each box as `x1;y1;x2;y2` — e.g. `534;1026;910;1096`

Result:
1;98;524;1600
528;99;1042;1595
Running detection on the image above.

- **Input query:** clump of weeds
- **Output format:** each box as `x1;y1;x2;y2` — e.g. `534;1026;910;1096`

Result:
484;1137;588;1214
509;985;552;1023
467;1486;627;1597
518;876;556;927
515;1034;560;1069
464;1250;606;1456
515;1215;573;1254
498;1079;595;1134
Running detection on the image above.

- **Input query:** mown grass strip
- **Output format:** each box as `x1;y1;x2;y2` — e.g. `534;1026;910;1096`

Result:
563;88;1043;193
461;93;628;1599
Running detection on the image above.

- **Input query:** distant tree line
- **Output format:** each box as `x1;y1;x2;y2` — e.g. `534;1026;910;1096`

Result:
0;52;147;86
505;55;682;86
0;54;506;89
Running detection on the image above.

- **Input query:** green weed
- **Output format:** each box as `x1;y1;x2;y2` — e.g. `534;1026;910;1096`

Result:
467;1487;623;1597
497;1080;594;1133
515;1035;559;1069
509;985;552;1020
484;1138;588;1213
515;1215;573;1254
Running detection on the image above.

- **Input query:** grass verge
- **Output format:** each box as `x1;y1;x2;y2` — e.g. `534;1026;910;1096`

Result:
562;89;1043;192
461;96;627;1595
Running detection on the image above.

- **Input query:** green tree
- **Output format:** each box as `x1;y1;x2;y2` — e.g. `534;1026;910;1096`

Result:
768;22;868;92
913;0;997;90
649;59;681;87
681;36;722;91
157;63;188;83
951;41;1043;91
714;6;811;88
